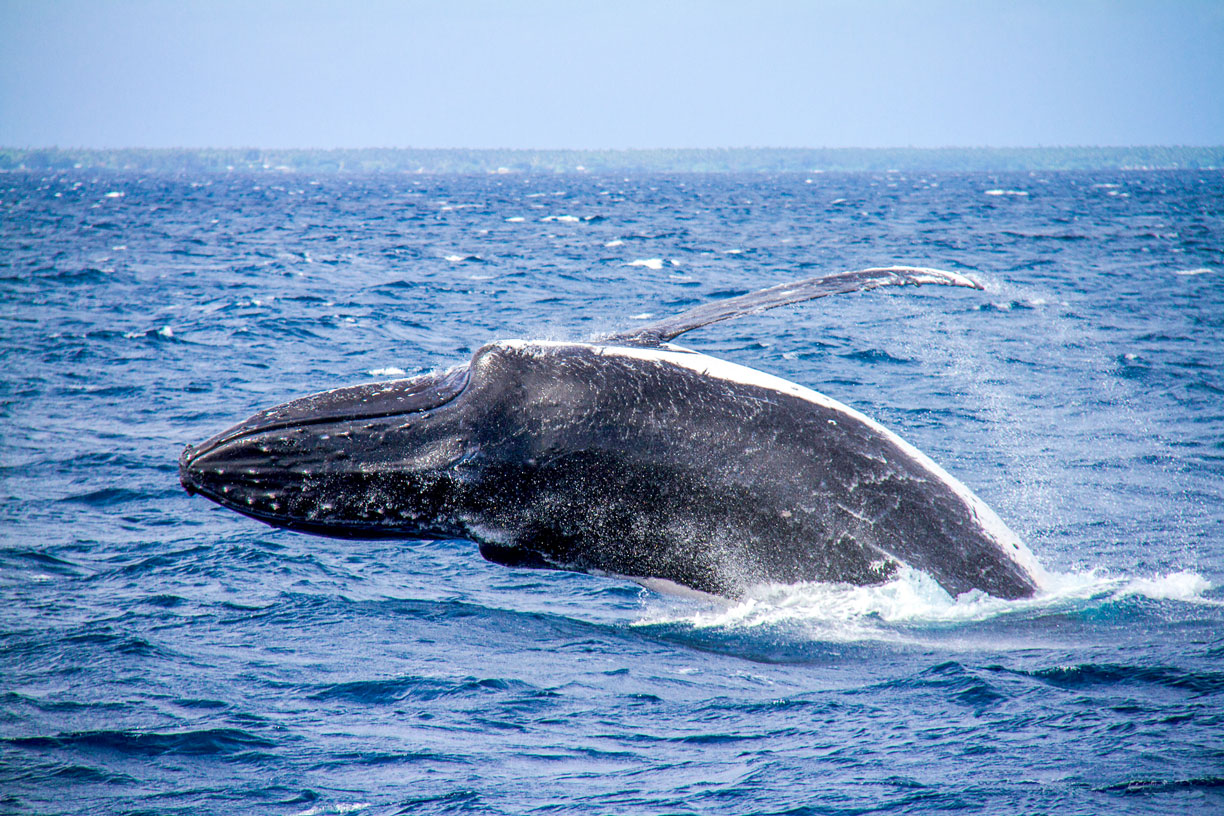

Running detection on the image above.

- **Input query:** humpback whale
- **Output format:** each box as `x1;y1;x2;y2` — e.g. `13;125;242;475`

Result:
179;267;1044;600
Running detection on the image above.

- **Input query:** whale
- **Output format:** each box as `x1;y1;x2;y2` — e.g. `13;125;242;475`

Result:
179;267;1044;600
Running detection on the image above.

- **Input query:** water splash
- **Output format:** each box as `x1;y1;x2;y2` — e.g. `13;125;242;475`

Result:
635;566;1215;636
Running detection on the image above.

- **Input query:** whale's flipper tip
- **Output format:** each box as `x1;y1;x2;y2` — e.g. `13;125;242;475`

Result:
896;266;984;290
606;265;984;346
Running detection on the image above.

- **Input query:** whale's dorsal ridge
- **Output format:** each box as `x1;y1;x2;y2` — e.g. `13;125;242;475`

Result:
606;266;982;347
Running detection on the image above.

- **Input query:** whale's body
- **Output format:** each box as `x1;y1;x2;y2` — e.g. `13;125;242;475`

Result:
180;267;1043;600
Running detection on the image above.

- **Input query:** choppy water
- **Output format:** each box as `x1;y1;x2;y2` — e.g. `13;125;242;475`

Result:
2;169;1222;815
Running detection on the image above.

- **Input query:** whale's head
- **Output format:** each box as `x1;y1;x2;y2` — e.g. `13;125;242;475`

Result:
179;366;472;538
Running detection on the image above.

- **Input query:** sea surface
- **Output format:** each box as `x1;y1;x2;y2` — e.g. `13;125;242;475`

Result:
1;169;1222;815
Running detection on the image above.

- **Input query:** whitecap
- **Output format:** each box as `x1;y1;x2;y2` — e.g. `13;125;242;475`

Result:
541;215;581;223
366;367;406;377
604;239;625;247
1119;571;1213;601
627;258;664;270
103;191;124;198
504;216;526;223
1173;267;1212;276
292;803;371;816
984;189;1028;197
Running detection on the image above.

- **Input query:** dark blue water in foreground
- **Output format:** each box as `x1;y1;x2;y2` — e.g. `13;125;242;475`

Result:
2;170;1222;815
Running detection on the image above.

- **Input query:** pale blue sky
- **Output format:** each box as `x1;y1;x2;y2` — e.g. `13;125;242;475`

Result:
2;0;1221;149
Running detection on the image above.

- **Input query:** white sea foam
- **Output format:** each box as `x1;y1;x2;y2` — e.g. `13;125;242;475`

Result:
541;215;581;223
635;567;1215;635
292;803;370;816
604;239;625;247
627;258;664;270
1120;571;1213;600
505;216;526;223
984;189;1029;197
1173;267;1212;276
366;367;406;377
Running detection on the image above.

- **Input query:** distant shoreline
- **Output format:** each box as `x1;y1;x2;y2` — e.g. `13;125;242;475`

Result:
2;146;1221;174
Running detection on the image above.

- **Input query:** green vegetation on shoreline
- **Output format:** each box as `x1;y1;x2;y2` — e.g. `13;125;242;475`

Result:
2;146;1221;174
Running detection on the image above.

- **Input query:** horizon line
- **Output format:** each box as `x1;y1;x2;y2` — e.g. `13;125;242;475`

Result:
5;144;1224;152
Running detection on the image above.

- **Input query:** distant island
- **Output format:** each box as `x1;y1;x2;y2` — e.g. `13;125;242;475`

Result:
2;146;1221;174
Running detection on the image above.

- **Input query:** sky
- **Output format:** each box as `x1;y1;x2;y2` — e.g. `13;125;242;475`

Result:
1;0;1222;150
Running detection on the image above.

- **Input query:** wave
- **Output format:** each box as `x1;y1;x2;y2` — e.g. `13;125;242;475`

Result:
307;675;539;705
7;727;274;758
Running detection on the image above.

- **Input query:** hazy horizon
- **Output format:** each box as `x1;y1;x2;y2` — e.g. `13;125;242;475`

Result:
5;143;1221;151
2;1;1222;151
8;145;1221;174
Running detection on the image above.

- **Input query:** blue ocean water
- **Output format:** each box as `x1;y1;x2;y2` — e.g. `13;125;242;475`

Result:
1;169;1222;815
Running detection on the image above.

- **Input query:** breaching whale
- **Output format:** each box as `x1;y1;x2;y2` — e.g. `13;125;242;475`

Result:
179;267;1043;600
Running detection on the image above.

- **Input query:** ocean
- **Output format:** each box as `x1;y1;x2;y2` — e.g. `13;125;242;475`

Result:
1;168;1221;815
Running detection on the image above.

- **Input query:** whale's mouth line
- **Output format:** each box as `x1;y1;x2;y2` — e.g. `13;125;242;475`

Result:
181;406;429;466
181;366;472;469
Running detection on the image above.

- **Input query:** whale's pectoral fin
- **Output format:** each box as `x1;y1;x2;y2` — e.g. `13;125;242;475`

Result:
604;267;983;347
